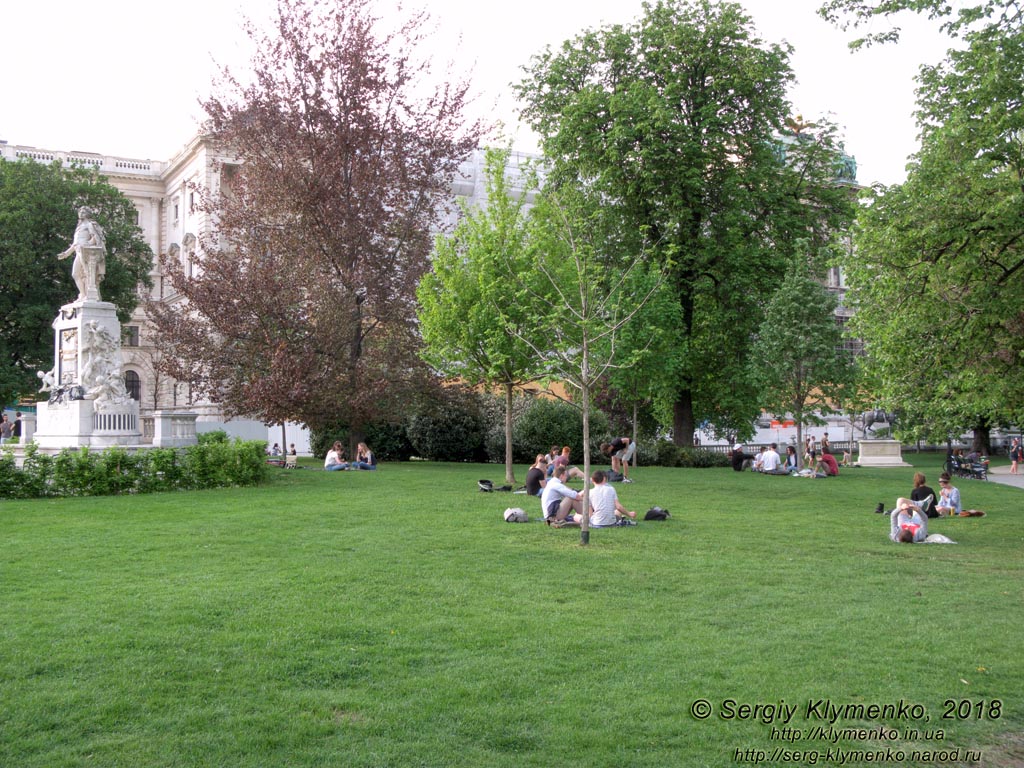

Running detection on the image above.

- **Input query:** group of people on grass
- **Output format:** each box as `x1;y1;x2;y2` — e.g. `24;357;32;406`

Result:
731;433;844;476
324;441;377;471
886;470;984;544
524;437;638;527
267;443;297;457
535;438;636;485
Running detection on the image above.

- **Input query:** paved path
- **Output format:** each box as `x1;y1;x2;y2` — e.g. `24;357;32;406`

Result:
982;463;1024;490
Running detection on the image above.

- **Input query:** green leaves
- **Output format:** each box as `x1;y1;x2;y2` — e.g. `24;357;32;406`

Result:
751;263;856;440
417;147;539;388
839;8;1024;438
0;159;152;404
517;0;855;443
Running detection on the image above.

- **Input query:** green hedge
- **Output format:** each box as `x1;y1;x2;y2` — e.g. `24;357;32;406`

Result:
0;440;268;499
651;440;732;468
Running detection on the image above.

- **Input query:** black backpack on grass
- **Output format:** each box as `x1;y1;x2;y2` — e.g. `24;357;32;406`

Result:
644;507;670;521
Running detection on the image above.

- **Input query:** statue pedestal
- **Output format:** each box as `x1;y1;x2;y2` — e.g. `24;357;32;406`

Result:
857;439;911;467
33;299;142;449
34;398;141;448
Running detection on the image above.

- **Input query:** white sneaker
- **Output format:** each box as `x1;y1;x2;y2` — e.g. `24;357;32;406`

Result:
623;478;633;483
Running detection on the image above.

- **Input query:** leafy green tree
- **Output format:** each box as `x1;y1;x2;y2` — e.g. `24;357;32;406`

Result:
837;12;1024;449
751;261;856;447
516;0;855;446
505;182;661;544
818;0;1015;48
0;159;153;404
417;147;541;484
594;278;679;449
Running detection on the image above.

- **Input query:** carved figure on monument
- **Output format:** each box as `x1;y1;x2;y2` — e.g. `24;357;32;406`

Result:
57;206;106;302
80;321;131;408
37;368;56;392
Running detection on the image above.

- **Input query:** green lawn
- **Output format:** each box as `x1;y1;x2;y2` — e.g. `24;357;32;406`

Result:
1;457;1021;767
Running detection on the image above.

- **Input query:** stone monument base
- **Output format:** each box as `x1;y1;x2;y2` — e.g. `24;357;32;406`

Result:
857;439;911;467
34;399;141;449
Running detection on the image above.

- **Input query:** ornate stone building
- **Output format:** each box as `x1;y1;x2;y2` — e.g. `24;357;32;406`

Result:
2;138;536;448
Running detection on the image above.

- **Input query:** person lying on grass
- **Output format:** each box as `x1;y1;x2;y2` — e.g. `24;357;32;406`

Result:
890;497;931;543
887;495;956;543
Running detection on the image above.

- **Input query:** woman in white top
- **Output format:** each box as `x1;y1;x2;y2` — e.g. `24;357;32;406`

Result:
324;441;348;471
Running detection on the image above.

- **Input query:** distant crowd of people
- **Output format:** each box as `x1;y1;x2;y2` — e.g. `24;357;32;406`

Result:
731;432;847;476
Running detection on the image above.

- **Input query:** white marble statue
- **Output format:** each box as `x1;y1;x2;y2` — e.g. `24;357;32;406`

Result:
57;206;106;302
37;368;56;392
80;321;130;407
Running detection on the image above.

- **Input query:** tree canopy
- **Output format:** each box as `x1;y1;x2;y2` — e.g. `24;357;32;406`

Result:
751;260;856;447
503;180;662;543
148;0;484;436
840;16;1024;442
0;159;152;405
516;0;855;445
818;0;1021;48
417;147;541;483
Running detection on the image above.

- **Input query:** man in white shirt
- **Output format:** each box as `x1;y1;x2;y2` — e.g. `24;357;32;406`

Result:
588;470;637;527
540;465;583;527
760;442;788;474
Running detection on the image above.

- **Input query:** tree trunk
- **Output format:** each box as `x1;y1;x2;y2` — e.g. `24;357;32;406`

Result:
972;422;991;455
673;394;695;447
580;380;591;546
504;381;515;485
281;423;287;457
632;400;640;468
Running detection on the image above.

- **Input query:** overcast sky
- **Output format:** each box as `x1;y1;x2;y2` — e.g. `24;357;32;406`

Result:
2;0;952;186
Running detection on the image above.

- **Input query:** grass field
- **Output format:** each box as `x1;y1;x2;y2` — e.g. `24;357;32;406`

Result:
1;455;1021;767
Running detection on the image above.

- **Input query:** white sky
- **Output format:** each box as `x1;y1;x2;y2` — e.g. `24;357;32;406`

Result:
1;0;952;186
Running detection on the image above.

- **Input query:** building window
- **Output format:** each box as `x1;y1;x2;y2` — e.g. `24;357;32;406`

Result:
124;325;140;347
124;370;141;401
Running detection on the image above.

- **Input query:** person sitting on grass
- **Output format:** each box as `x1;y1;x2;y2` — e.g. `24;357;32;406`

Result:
818;451;840;476
588;470;637;527
752;446;765;472
730;443;754;472
784;445;800;472
552;446;586;481
911;472;937;518
935;473;962;516
324;441;349;471
352;442;377;470
759;443;788;475
525;455;548;497
541;465;583;527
